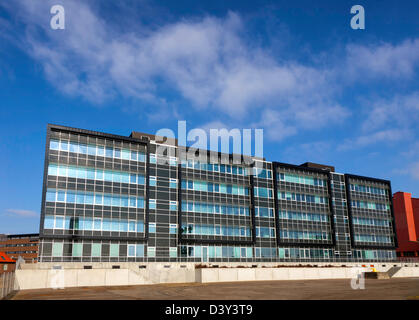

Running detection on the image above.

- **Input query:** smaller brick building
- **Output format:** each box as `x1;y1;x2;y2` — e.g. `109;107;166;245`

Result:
0;252;15;274
393;192;419;258
0;234;39;263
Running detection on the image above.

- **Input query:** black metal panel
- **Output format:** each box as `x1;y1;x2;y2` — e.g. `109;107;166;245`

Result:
326;171;337;246
272;162;334;248
39;124;150;243
272;162;281;246
178;163;256;246
344;174;397;250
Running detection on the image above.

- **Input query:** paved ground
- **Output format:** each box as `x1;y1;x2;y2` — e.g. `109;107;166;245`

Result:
10;278;419;300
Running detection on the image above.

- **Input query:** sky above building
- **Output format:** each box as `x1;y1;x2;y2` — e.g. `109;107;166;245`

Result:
0;0;418;233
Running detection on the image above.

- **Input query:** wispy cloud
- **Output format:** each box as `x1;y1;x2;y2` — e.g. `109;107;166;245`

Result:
1;0;418;144
345;39;419;80
1;1;348;131
338;129;411;151
5;209;38;218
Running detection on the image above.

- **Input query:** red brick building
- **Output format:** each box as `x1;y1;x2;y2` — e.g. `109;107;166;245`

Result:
0;234;39;263
0;252;16;274
393;192;419;258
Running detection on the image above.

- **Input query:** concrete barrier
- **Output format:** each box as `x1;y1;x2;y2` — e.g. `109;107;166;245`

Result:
13;264;419;290
197;267;390;283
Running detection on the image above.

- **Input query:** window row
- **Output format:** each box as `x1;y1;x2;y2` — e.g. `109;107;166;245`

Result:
278;210;329;223
180;224;251;237
255;227;276;238
253;168;272;179
50;139;146;162
350;184;388;196
278;247;332;259
147;223;178;234
278;191;328;204
48;163;145;185
354;234;393;244
50;242;156;258
279;229;331;241
254;187;274;198
149;154;177;166
149;176;177;188
278;172;327;187
43;215;145;233
181;201;250;216
255;206;275;218
46;189;145;209
351;200;390;211
352;217;391;227
181;160;248;176
181;179;249;196
180;245;253;258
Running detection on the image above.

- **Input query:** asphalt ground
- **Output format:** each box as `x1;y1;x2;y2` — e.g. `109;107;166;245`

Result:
9;278;419;300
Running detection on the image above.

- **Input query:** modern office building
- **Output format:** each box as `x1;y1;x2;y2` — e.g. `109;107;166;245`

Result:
0;234;39;263
38;124;398;263
393;192;419;258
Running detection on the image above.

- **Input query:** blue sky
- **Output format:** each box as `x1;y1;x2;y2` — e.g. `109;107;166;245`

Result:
0;0;418;234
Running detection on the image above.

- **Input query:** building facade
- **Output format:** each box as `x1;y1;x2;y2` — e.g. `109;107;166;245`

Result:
0;234;39;263
393;192;419;258
38;124;398;263
0;252;16;274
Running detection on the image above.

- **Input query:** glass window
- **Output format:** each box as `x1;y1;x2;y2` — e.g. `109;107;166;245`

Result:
128;244;136;257
149;223;156;233
169;201;177;211
50;139;59;150
91;243;101;257
97;146;105;156
150;176;157;187
169;224;177;234
93;218;102;231
136;244;144;257
52;243;63;257
147;247;156;258
169;247;177;258
46;190;56;202
149;199;156;209
44;215;55;229
110;244;119;257
69;142;79;153
136;221;144;233
55;216;64;229
128;221;136;232
72;243;82;257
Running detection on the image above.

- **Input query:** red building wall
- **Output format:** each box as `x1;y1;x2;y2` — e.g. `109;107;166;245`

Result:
393;192;419;257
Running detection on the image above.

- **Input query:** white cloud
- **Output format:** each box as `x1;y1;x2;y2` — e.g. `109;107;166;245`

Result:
1;0;418;142
394;162;419;181
345;39;419;80
5;209;38;218
338;129;411;151
2;0;350;129
251;109;297;141
361;92;419;132
409;162;419;180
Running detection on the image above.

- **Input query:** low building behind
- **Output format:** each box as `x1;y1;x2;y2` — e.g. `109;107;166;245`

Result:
0;234;39;263
0;251;16;273
393;192;419;258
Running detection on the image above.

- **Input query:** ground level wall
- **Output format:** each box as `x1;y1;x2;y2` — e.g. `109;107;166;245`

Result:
14;262;419;290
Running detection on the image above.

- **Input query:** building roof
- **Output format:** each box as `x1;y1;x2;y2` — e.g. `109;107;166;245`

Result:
0;252;16;263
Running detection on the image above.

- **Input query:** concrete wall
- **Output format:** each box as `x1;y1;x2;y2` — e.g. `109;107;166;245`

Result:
198;267;358;283
14;262;419;290
15;266;197;290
